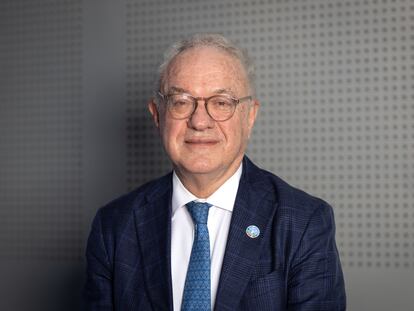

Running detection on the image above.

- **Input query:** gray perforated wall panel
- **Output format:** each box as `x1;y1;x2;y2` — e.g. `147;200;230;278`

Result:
1;0;413;310
1;0;83;261
1;1;84;310
125;0;414;310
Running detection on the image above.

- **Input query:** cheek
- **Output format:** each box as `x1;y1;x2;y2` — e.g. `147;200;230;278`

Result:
221;118;247;146
160;119;185;148
235;114;252;145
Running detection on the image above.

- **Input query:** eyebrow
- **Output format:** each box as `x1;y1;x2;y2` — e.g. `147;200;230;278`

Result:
214;88;236;97
168;86;188;94
167;86;236;97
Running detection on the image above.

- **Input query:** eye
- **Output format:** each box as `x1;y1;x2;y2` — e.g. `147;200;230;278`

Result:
172;99;190;107
217;100;229;106
168;95;194;116
210;97;234;110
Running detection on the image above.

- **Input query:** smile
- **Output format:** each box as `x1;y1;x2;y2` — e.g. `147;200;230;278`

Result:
185;139;219;145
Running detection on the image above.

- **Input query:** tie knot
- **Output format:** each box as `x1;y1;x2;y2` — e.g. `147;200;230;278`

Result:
186;201;211;225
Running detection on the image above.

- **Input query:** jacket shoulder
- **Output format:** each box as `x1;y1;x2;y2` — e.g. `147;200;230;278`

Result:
94;173;172;230
245;157;331;216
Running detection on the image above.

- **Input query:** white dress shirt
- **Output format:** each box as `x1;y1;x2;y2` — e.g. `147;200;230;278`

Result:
171;164;242;311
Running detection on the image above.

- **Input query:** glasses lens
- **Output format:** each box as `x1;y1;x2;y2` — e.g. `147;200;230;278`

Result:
167;95;194;119
207;96;236;121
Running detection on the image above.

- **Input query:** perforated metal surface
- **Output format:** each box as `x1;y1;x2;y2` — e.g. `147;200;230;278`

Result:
0;0;83;261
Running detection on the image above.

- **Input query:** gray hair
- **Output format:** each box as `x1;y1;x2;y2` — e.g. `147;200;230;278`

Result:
157;33;256;95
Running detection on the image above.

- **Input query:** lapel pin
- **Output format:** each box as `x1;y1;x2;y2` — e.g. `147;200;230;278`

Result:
246;225;260;239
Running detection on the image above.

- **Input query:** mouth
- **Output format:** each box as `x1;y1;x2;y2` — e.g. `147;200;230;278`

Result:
185;138;219;146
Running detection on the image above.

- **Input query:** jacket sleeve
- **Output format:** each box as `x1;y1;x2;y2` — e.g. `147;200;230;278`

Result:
287;202;346;311
82;210;114;311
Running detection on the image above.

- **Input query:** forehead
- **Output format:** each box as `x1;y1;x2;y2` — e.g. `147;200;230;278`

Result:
164;46;249;94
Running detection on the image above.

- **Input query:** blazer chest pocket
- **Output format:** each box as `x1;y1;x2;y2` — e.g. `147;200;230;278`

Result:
239;271;286;310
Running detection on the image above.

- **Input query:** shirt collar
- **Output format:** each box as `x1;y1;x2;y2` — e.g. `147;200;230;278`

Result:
172;163;243;215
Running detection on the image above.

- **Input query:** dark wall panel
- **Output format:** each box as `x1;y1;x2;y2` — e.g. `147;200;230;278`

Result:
0;1;83;310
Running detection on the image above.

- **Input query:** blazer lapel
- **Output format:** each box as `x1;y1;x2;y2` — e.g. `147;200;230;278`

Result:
134;174;173;311
215;158;278;310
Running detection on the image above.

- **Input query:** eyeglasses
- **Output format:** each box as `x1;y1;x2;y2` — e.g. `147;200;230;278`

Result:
157;91;252;122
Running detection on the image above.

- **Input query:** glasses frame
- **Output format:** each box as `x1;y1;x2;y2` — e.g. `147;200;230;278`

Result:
157;91;252;122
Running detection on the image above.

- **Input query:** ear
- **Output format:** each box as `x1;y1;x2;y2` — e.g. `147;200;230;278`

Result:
247;99;260;135
148;99;160;128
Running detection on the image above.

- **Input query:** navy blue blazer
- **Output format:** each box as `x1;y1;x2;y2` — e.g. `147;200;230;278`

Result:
83;157;346;310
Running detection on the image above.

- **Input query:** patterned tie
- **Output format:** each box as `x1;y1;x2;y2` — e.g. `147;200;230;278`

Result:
181;201;212;311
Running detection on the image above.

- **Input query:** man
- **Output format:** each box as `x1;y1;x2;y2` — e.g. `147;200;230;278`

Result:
83;33;346;310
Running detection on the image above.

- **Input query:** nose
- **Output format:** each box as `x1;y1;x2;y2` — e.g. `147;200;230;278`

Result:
187;100;215;130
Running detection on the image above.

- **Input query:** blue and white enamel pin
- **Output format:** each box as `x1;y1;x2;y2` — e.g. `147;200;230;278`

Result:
246;225;260;239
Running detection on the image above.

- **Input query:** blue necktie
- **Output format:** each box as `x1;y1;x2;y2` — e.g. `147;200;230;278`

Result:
181;201;212;311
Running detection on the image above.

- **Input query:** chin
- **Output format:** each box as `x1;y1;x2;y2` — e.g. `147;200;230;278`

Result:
180;158;221;175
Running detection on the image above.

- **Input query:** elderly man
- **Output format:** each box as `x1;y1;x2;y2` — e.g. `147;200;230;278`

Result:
84;33;346;311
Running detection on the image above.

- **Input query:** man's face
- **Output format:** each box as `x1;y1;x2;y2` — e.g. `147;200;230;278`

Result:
149;46;259;182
